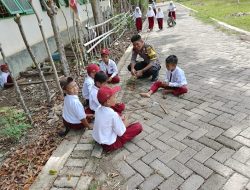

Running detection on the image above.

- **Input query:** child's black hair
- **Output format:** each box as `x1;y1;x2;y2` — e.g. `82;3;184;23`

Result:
131;34;142;43
165;55;178;65
94;71;108;84
60;77;74;90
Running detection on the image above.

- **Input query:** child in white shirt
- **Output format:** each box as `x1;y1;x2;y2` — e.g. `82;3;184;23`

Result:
140;55;188;98
156;7;164;30
82;64;100;105
99;48;120;84
134;7;142;32
0;64;13;89
92;86;143;152
168;1;176;20
60;77;92;136
147;6;155;32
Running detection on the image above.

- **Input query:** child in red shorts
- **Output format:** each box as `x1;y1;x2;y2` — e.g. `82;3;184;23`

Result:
92;86;143;152
140;55;188;98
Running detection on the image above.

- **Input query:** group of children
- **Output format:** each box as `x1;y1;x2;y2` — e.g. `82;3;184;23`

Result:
60;33;188;152
134;1;176;32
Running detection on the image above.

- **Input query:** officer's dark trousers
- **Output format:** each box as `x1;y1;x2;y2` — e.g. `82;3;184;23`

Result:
127;61;160;79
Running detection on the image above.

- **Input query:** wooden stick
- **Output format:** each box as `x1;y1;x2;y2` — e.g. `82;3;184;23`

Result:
18;79;54;85
160;104;168;114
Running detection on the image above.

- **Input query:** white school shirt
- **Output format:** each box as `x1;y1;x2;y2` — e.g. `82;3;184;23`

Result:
0;72;9;88
168;4;176;11
89;85;101;111
92;106;126;145
147;8;155;17
156;10;164;18
165;66;187;87
134;7;142;18
62;95;86;124
99;59;118;78
82;75;94;99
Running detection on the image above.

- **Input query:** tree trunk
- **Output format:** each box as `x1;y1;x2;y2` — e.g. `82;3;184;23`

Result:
30;0;63;96
0;44;33;124
14;14;52;105
41;0;70;77
90;0;104;25
76;21;85;68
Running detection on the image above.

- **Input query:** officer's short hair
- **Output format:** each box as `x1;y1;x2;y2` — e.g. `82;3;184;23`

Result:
131;34;142;43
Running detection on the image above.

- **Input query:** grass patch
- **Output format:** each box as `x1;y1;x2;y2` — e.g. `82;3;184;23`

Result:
178;0;250;31
0;107;31;142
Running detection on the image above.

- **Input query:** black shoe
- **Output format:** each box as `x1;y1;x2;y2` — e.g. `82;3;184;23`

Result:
58;126;70;137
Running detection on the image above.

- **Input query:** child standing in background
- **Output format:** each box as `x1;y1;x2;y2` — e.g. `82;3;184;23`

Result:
156;7;164;30
168;1;176;20
147;6;155;32
134;7;142;33
0;64;13;89
99;48;120;84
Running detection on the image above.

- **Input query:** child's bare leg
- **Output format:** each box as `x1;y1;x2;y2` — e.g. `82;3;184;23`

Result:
140;90;153;98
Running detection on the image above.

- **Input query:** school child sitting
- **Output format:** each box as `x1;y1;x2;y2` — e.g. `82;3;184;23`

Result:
89;71;125;115
168;1;176;20
0;64;13;89
82;64;100;105
147;6;155;32
92;86;143;152
99;48;120;84
156;7;164;30
134;7;142;33
59;77;93;136
140;55;188;98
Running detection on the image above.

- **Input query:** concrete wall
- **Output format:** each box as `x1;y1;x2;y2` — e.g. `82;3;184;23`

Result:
0;0;110;76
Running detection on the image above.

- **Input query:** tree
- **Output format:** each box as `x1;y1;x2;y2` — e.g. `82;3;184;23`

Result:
90;0;104;25
41;0;70;77
30;0;63;96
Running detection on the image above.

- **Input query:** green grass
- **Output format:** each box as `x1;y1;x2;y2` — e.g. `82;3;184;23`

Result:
178;0;250;31
0;107;31;142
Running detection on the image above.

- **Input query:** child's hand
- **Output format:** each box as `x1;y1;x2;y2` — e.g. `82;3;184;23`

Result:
131;68;136;76
121;115;129;127
108;77;112;82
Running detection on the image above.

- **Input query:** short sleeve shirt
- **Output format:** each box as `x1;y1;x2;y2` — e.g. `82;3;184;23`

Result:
82;75;94;100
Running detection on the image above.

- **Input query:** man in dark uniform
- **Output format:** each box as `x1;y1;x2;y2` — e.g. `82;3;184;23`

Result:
128;34;161;82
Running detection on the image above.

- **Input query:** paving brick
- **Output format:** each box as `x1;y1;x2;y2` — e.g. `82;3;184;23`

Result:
205;158;233;177
233;146;250;163
179;174;204;190
204;107;223;115
186;159;213;179
166;160;193;179
126;148;146;164
136;140;154;153
216;135;242;150
240;127;250;138
150;159;174;178
142;124;155;134
166;138;187;151
223;173;249;190
225;158;250;178
182;138;205;151
205;127;224;139
84;160;98;173
140;174;164;190
112;149;130;162
158;121;185;132
175;147;197;164
71;150;90;159
193;147;215;163
124;141;139;152
158;148;180;164
198;136;223;150
74;144;94;151
65;159;87;167
179;121;199;131
223;124;248;138
59;167;83;177
200;174;226;190
117;161;136;179
159;173;184;190
212;147;235;163
174;129;192;141
149;139;171;152
123;173;144;190
54;176;79;188
75;175;93;190
152;123;169;132
132;131;148;143
200;113;217;123
131;160;153;177
144;131;162;142
234;136;250;147
142;149;164;164
158;130;177;143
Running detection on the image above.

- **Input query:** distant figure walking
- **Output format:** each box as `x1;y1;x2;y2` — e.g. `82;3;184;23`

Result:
156;7;164;30
134;7;142;32
147;6;155;32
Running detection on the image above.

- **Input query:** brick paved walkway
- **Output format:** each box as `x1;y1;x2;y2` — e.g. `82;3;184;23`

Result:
39;3;250;190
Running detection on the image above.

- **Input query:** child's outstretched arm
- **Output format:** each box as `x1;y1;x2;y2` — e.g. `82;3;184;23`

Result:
81;118;92;129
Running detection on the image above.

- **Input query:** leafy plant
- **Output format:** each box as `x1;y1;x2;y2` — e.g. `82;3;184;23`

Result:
0;107;31;141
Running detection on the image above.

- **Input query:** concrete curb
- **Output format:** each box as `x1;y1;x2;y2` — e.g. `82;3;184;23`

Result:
30;131;82;190
178;2;250;36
